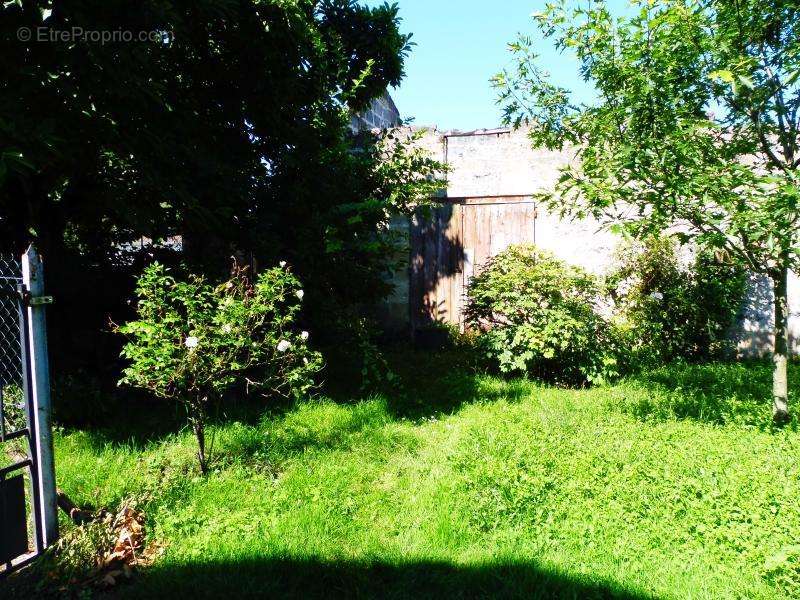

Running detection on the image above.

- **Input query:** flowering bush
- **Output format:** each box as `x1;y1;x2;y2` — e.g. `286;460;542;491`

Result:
118;262;322;472
465;245;620;385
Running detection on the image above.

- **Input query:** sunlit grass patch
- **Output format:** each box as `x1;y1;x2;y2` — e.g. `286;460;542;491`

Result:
16;361;800;599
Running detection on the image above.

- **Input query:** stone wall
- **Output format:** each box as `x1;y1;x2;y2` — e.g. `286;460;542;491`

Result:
350;92;401;131
385;125;798;355
444;128;571;198
733;273;800;356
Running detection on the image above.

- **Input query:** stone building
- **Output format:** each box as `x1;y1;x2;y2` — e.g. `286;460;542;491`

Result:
350;92;402;131
381;124;799;357
353;93;798;356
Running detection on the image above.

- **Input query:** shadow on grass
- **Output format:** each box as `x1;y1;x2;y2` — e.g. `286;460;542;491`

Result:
321;346;491;420
114;557;657;600
55;344;522;451
57;398;187;451
615;360;799;429
56;388;299;452
376;349;532;421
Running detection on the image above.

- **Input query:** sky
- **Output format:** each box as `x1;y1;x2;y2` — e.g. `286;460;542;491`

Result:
366;0;596;131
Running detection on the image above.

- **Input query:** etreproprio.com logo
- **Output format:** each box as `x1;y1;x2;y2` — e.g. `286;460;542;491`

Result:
17;26;171;44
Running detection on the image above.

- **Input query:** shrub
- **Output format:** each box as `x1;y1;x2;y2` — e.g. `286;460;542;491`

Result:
608;236;747;367
118;262;322;473
464;244;619;385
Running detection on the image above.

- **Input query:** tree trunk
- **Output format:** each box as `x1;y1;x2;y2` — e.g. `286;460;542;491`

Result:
772;267;790;424
193;417;208;475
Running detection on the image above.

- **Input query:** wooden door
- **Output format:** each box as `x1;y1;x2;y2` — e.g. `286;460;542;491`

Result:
410;197;537;332
410;203;463;329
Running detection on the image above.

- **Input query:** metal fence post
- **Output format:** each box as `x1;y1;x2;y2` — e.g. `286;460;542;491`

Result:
21;245;58;547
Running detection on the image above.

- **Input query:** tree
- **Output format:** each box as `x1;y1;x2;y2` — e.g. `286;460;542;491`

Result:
0;0;410;256
118;262;322;473
0;1;438;385
494;0;800;422
249;126;444;352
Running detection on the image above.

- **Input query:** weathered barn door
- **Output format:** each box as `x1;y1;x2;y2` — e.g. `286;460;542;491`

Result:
410;197;537;332
410;203;464;329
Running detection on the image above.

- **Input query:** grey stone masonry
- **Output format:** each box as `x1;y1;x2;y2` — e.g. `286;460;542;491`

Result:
385;125;799;356
350;92;401;132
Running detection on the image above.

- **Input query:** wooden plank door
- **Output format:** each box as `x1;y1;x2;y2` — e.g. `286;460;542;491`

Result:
410;198;537;332
410;204;464;330
460;199;537;328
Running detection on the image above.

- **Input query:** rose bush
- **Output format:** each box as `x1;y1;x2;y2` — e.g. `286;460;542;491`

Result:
118;262;322;473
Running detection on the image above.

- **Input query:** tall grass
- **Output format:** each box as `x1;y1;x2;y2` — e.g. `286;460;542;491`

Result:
6;361;800;599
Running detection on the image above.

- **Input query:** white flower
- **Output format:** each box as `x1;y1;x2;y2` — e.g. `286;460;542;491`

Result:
649;291;664;301
300;331;309;341
185;336;199;349
296;290;304;301
617;278;634;296
221;324;232;334
279;261;287;268
303;357;309;365
277;340;291;353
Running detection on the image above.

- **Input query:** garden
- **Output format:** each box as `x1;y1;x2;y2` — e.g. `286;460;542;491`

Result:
6;236;800;599
8;359;800;599
2;0;800;598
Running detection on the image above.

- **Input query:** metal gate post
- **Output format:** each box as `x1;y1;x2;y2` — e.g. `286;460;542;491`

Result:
18;280;44;555
21;246;58;547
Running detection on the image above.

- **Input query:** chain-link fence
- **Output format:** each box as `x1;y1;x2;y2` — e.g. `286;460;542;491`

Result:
0;248;56;573
0;256;24;434
1;254;33;574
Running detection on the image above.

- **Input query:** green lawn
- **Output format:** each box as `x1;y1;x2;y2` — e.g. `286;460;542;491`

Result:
11;359;800;599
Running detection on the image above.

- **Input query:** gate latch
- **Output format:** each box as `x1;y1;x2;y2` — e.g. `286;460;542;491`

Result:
18;289;54;306
29;295;54;306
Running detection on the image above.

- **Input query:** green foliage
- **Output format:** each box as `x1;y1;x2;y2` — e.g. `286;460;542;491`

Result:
763;544;800;599
38;361;800;599
0;0;412;255
610;360;783;426
324;314;399;395
494;0;800;279
495;0;800;419
118;262;322;471
372;129;447;216
464;244;619;385
287;127;445;353
0;0;437;394
0;384;25;432
608;236;747;366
